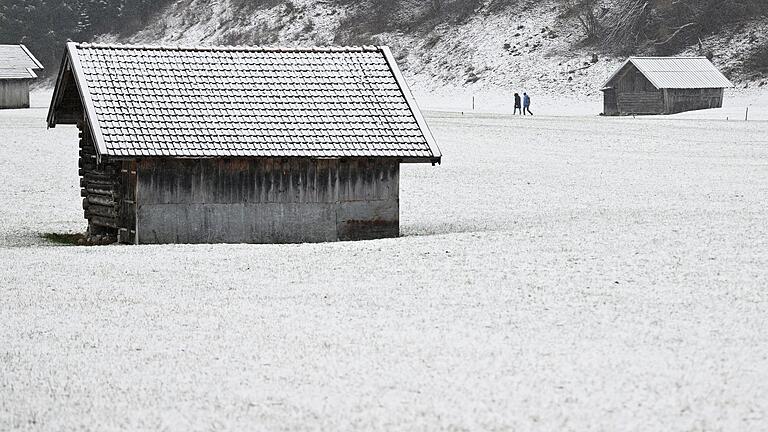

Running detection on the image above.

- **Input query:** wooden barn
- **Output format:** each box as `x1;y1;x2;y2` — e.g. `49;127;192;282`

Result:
47;43;441;244
0;44;43;109
601;57;733;116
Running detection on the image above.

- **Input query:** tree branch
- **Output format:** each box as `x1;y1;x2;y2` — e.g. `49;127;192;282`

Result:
653;22;697;46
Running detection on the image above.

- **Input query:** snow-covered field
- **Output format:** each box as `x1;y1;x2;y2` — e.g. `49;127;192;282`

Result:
2;91;768;430
415;87;768;120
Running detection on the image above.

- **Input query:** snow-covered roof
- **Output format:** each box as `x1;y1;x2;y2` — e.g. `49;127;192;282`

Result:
602;57;733;90
0;44;43;80
47;43;440;163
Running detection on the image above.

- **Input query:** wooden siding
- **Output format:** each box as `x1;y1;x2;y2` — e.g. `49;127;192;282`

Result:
603;88;619;116
0;79;29;109
616;65;657;93
134;158;400;244
616;91;664;114
665;88;724;114
117;161;137;244
78;122;121;235
602;64;665;115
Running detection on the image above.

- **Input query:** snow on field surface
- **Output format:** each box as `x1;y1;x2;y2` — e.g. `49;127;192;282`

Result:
2;91;768;430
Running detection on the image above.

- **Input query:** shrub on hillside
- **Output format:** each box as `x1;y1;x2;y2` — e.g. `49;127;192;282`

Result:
563;0;768;54
334;0;482;45
746;40;768;74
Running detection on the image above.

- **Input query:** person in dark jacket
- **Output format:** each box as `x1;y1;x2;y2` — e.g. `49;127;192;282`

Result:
514;93;522;115
523;92;533;116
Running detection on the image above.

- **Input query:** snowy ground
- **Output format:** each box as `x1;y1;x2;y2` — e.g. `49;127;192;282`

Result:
2;91;768;430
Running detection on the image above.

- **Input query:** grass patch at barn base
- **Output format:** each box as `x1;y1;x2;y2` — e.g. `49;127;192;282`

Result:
40;232;87;246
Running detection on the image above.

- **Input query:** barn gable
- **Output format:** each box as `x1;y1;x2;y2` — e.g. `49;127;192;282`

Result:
47;52;86;124
47;43;441;164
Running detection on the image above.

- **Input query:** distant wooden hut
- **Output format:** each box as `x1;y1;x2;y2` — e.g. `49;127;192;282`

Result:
47;43;441;244
601;57;733;116
0;44;43;109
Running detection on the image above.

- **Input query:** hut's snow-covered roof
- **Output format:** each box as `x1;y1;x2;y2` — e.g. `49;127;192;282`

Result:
603;57;733;90
47;43;440;163
0;44;43;79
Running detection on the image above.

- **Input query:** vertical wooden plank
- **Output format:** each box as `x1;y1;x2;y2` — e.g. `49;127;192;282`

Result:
291;159;302;203
265;158;274;203
363;159;381;201
254;158;264;203
391;160;399;201
339;159;351;202
306;158;317;203
332;159;340;203
316;159;329;203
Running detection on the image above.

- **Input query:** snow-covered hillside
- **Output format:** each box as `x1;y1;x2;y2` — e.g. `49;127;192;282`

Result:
95;0;766;99
99;0;620;97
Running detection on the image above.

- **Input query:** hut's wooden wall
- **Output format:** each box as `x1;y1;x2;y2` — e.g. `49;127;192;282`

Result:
0;80;30;109
664;88;724;114
614;66;664;114
78;123;122;237
603;88;619;116
616;92;664;114
133;158;400;244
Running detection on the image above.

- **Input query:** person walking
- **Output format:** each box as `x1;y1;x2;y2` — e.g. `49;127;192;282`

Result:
523;92;533;116
513;93;522;115
523;93;533;115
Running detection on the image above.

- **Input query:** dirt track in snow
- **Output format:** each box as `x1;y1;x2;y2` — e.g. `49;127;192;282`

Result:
2;96;768;430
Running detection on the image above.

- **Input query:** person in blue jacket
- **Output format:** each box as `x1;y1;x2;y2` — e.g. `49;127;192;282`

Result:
523;92;533;116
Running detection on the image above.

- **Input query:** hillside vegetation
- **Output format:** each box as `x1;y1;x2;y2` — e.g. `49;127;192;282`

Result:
2;0;766;91
0;0;172;72
564;0;768;77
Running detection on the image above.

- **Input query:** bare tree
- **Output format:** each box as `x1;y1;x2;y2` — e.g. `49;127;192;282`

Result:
561;0;605;41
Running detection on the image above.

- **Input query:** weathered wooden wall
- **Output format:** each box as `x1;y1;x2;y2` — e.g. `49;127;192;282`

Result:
603;88;618;116
616;91;665;114
614;66;664;114
134;158;400;244
0;80;30;109
78;123;121;237
665;88;724;114
117;161;137;244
